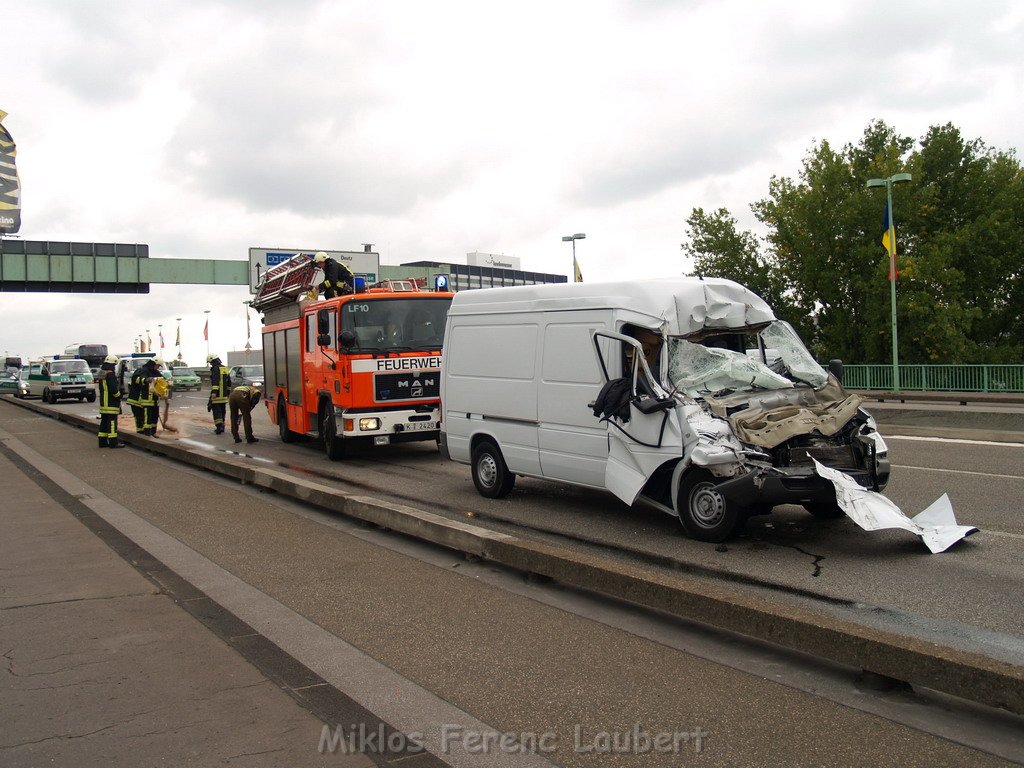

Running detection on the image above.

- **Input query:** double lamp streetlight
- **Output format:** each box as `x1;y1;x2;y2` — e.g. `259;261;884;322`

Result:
562;233;585;282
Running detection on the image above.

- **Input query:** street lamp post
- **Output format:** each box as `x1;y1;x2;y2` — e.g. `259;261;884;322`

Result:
866;172;911;392
561;233;586;282
243;300;253;354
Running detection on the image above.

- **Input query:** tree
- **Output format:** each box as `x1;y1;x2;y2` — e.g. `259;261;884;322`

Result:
682;121;1023;363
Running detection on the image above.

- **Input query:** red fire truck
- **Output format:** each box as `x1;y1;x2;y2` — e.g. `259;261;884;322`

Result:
252;255;453;459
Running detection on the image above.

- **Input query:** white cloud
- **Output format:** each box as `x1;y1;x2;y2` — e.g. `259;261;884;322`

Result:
1;0;1022;361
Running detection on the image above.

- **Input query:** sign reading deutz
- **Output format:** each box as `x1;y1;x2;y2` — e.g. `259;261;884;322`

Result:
248;247;379;292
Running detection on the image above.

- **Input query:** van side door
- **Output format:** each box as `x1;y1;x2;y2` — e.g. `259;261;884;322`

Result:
537;313;610;487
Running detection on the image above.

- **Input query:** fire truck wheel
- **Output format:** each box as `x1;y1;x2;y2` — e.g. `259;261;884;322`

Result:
278;398;296;443
471;440;515;499
321;403;346;461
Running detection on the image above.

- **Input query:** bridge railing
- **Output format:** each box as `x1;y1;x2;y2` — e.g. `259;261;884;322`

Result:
840;364;1024;392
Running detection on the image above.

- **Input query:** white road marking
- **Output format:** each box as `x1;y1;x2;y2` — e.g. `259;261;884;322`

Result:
892;464;1024;481
887;434;1024;448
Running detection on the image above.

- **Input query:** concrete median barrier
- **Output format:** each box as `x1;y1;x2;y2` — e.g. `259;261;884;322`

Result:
6;395;1024;717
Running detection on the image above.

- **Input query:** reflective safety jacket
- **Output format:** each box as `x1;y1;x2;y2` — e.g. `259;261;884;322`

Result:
128;368;157;406
321;257;354;296
98;371;122;414
210;365;232;404
229;385;261;410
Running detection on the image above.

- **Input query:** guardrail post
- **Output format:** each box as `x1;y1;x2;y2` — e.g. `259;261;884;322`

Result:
983;365;990;393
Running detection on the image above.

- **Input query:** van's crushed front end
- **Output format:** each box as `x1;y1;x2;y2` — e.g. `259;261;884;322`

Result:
668;320;889;511
661;318;975;552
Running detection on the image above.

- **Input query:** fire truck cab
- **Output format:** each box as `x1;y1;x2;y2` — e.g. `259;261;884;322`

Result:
254;255;453;459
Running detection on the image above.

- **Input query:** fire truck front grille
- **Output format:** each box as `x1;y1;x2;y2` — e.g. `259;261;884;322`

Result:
374;371;440;402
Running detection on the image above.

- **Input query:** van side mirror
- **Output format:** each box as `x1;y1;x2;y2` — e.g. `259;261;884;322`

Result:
828;359;844;383
317;308;330;335
339;330;358;350
316;333;332;347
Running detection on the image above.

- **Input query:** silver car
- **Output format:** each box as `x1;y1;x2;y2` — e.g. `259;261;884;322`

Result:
229;364;264;391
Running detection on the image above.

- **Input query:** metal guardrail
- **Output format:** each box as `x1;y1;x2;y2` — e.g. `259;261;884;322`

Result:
842;365;1024;393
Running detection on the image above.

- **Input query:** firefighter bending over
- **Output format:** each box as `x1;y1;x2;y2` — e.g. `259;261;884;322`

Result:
207;354;232;434
229;385;262;444
314;251;354;298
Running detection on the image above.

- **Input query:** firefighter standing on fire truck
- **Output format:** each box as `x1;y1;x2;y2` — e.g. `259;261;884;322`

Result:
314;251;354;298
207;355;232;434
97;355;125;448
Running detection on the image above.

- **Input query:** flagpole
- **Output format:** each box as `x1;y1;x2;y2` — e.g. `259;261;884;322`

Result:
867;173;911;393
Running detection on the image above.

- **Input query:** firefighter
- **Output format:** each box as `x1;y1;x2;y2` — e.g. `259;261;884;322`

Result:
228;385;262;444
97;355;124;448
314;251;354;298
207;354;232;434
128;358;162;436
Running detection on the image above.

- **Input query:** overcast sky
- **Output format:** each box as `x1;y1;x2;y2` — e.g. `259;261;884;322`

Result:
2;0;1022;363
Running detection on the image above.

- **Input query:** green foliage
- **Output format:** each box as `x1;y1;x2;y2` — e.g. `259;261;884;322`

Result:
682;120;1023;363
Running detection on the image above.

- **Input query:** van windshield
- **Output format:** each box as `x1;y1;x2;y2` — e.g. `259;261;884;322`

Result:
668;321;827;396
51;360;91;374
340;297;452;352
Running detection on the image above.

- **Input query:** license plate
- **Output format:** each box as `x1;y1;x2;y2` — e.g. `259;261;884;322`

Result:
64;388;84;394
404;421;437;432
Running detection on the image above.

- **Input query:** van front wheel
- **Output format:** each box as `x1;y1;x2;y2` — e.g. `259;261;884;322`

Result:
471;441;515;499
677;469;746;542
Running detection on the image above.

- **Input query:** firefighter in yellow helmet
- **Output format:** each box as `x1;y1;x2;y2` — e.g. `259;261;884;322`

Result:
97;355;125;448
314;251;354;299
128;357;162;436
207;354;232;434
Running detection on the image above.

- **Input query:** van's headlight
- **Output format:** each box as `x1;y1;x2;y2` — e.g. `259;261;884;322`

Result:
359;418;381;431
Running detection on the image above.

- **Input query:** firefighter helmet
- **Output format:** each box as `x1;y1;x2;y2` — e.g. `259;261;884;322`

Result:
103;355;119;364
314;251;328;263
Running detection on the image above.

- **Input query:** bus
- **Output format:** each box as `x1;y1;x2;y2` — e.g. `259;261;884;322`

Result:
63;343;109;368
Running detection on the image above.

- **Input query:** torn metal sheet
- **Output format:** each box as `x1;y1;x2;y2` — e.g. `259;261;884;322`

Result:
812;460;978;553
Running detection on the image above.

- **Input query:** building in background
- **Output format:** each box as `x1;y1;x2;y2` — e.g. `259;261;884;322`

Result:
394;252;566;292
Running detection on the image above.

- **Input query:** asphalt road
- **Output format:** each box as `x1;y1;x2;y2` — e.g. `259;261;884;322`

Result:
2;397;1021;767
30;389;1024;658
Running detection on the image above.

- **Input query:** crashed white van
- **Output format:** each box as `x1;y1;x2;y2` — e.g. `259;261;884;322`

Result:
440;277;892;542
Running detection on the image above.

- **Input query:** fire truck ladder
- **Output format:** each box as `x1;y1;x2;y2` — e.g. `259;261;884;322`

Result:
251;254;320;312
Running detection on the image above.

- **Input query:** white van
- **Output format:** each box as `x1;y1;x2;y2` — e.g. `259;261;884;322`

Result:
440;278;890;542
